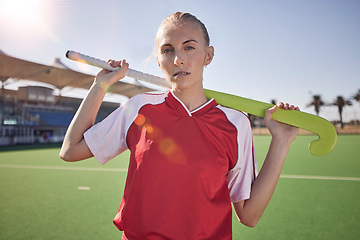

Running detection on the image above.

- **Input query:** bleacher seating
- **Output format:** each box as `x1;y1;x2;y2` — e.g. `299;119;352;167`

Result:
0;87;120;146
28;110;74;126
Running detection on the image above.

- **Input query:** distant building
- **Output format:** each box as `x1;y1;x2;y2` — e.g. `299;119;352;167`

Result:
0;86;119;146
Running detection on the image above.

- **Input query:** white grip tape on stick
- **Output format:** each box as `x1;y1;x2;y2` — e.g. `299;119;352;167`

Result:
65;50;171;88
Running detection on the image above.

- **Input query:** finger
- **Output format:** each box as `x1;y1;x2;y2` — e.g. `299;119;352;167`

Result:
266;105;278;115
113;59;129;76
121;59;128;68
114;60;123;67
112;60;122;68
284;103;290;110
279;102;289;110
290;105;300;111
108;59;117;67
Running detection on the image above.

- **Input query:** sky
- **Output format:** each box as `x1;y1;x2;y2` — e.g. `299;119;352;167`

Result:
0;0;359;122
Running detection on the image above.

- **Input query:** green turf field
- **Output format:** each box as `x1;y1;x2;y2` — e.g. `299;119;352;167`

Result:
0;135;359;240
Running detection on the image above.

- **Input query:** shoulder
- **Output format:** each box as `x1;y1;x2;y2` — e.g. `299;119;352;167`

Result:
126;91;168;107
215;105;251;129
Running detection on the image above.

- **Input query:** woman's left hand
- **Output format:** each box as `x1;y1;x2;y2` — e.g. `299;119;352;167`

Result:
264;102;300;144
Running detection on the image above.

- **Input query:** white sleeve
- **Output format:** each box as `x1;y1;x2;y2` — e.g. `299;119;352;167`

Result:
84;106;129;165
225;111;258;203
84;92;168;165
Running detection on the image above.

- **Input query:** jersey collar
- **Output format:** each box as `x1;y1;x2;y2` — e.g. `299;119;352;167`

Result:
168;90;217;117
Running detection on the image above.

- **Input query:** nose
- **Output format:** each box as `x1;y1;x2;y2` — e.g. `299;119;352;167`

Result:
174;52;184;66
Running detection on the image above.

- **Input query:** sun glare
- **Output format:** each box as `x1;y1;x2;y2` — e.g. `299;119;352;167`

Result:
0;0;61;46
1;0;41;23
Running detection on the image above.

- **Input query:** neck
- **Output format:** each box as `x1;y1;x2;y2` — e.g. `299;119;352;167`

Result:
171;85;208;112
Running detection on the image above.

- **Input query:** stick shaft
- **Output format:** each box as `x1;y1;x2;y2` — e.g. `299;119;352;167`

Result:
65;50;337;155
66;50;171;88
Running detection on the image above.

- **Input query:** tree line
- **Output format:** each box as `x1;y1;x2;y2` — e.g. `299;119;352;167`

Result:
307;89;360;128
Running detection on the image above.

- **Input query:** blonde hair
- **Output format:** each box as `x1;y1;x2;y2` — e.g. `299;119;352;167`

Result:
155;12;210;48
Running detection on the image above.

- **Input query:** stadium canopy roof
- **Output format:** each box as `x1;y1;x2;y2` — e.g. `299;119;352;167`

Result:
0;50;157;98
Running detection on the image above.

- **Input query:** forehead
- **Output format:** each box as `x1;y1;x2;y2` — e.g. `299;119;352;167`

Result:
157;21;205;46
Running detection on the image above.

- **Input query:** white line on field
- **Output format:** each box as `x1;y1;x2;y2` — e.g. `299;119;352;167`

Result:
1;164;360;181
280;174;360;181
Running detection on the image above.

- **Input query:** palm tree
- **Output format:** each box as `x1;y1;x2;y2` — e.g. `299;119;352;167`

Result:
352;89;360;105
352;89;360;126
307;95;325;116
332;96;352;128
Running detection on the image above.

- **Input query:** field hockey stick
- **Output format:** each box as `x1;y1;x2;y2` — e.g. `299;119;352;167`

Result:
66;51;170;88
66;50;337;156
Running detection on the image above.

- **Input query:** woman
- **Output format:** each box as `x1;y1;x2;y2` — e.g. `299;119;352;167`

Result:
60;12;299;240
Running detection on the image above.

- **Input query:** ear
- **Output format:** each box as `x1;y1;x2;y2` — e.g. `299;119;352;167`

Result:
204;46;214;66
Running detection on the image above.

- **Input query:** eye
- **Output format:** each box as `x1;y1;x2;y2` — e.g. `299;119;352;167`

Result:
162;48;173;54
185;45;195;50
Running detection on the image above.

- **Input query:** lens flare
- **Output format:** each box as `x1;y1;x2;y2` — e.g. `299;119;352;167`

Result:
1;0;41;22
135;114;146;126
159;138;175;155
133;113;187;164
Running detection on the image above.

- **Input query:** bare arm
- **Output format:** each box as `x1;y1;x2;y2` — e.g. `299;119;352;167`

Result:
59;60;129;162
233;103;300;227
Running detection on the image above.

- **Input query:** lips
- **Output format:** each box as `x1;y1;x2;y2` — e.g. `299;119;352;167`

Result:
173;71;190;77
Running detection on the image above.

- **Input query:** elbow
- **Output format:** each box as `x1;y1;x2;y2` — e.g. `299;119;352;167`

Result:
240;219;259;228
59;147;76;162
59;142;91;162
59;150;72;162
234;201;260;228
237;214;260;228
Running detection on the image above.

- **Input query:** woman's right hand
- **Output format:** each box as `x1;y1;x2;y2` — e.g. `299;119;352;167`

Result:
94;59;129;91
264;102;300;145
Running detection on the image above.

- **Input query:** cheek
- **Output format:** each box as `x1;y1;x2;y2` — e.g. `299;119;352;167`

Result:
158;56;171;70
158;59;172;77
192;50;207;64
193;54;206;68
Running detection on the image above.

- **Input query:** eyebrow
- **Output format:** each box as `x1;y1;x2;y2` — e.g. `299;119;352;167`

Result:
161;39;198;47
183;39;198;44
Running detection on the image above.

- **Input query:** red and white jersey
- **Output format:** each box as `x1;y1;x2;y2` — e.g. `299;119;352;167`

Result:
84;90;257;240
